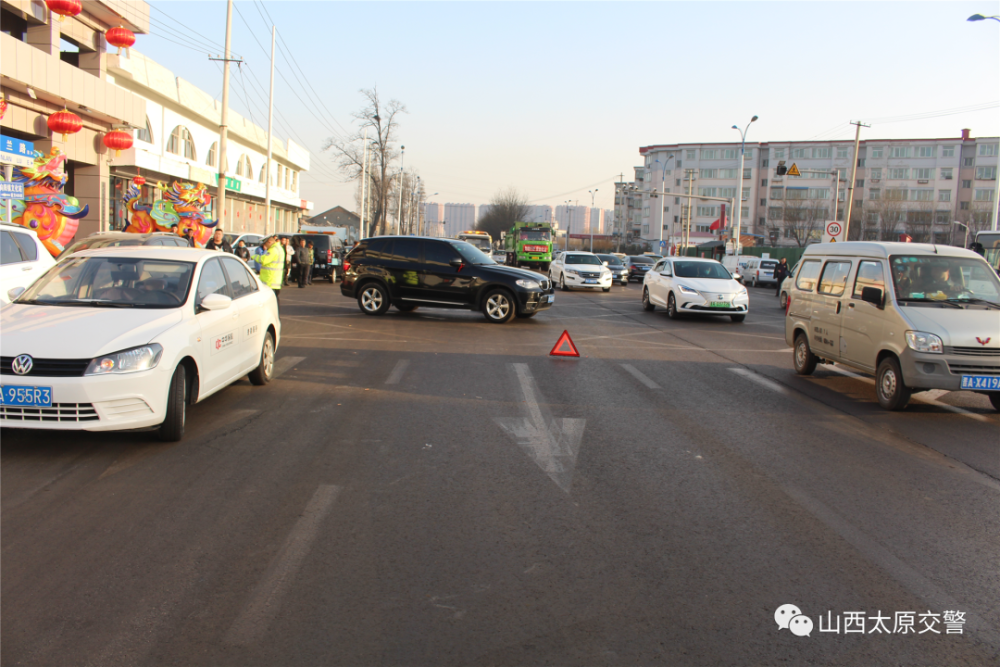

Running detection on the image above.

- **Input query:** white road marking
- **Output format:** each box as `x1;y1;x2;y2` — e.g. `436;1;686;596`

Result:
272;356;306;379
621;364;661;389
494;363;585;494
385;359;410;385
225;484;341;645
728;367;788;394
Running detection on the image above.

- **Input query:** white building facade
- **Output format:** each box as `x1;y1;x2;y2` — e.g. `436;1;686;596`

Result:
443;203;476;238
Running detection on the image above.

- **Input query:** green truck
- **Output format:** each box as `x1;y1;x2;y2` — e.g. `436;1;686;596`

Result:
503;222;554;270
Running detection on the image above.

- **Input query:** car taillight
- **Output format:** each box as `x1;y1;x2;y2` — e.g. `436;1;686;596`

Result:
327;249;333;262
343;261;351;272
630;265;637;269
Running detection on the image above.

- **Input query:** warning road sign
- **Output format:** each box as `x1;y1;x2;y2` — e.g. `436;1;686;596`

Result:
549;330;580;357
786;163;800;177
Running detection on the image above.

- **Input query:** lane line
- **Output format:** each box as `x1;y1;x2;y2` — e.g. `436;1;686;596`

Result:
272;356;306;379
225;484;341;646
385;359;410;385
621;364;661;389
728;367;788;394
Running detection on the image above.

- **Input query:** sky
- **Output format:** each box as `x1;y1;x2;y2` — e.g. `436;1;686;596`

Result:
141;1;1000;214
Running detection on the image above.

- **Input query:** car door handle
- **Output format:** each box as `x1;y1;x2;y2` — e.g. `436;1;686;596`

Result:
836;302;842;314
21;266;33;271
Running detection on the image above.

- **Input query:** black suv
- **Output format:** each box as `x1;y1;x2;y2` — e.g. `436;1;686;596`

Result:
341;236;555;323
624;255;656;282
291;233;344;282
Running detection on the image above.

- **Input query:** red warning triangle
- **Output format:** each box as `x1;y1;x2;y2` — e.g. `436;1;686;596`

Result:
549;330;580;357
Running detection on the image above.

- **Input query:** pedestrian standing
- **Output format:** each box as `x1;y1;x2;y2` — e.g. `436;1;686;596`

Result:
306;242;315;285
774;257;789;297
205;228;233;253
295;239;311;288
257;236;285;306
284;237;295;286
180;227;196;247
235;239;251;262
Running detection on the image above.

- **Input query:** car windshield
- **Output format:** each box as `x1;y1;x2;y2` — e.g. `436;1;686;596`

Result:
17;257;195;308
461;237;491;251
451;241;495;265
519;229;551;241
674;261;733;280
629;257;654;264
565;254;602;265
596;255;622;265
890;255;1000;303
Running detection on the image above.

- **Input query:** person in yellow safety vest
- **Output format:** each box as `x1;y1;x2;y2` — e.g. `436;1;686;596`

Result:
257;236;285;305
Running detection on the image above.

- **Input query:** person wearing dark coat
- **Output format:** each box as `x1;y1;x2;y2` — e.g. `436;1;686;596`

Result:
205;228;233;253
295;239;311;288
773;257;789;296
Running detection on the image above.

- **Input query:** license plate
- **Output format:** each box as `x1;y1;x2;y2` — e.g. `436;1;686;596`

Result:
709;301;730;308
584;279;597;284
960;375;1000;390
547;294;555;303
1;385;53;407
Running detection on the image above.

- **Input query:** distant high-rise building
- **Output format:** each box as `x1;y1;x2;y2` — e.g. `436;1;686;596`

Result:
422;202;444;236
555;205;592;235
523;205;554;223
443;203;476;238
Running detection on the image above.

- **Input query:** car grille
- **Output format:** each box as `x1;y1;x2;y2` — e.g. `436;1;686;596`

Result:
579;272;601;279
947;362;1000;375
0;403;99;422
948;346;1000;357
0;357;90;377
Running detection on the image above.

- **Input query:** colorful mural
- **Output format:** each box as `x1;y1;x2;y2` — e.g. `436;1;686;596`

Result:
0;147;87;256
122;179;217;246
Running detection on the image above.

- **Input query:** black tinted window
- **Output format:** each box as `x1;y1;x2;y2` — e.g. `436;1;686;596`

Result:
347;242;367;260
1;231;24;264
366;238;391;260
392;238;421;262
424;241;461;267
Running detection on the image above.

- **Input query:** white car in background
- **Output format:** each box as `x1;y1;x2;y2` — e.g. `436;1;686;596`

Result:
1;247;280;441
548;251;614;292
642;256;749;322
1;223;55;303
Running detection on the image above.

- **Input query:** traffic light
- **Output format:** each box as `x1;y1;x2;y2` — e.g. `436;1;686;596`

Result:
776;161;787;176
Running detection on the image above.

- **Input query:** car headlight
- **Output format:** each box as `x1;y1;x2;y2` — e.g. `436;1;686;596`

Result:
85;344;164;375
601;270;611;277
905;331;943;354
677;284;699;295
565;269;580;276
737;287;748;295
516;279;540;289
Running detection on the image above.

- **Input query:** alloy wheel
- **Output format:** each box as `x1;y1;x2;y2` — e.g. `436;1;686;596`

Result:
262;335;274;379
486;293;511;320
361;287;383;312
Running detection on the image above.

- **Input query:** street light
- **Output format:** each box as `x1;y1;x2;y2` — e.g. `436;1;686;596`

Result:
730;115;758;257
396;145;405;234
968;14;1000;231
968;13;1000;22
651;155;675;254
588;188;598;251
953;220;971;248
564;199;573;251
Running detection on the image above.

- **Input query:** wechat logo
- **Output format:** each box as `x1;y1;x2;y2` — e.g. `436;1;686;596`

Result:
775;604;813;637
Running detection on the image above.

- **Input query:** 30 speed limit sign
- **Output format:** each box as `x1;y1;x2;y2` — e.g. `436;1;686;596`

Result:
826;221;842;237
823;220;844;243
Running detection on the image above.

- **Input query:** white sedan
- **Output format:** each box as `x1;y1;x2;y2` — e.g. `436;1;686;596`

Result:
642;257;749;322
548;251;614;292
1;247;280;441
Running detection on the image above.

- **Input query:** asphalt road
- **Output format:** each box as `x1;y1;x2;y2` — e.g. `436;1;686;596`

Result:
3;278;998;666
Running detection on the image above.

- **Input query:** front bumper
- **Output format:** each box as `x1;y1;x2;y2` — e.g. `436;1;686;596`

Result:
676;290;750;314
518;289;556;313
0;367;170;432
899;348;1000;392
564;273;613;289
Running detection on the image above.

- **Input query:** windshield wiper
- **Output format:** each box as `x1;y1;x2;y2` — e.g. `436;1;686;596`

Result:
897;298;963;308
944;297;1000;309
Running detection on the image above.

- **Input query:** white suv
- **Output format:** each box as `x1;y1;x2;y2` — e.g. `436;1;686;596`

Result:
1;223;55;303
548;251;614;292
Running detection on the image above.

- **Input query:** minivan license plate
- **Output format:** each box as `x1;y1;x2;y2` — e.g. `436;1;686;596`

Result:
1;385;53;407
960;375;1000;390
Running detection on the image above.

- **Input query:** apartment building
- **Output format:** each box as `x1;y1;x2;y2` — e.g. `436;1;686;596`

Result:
638;130;998;248
442;203;475;237
554;204;593;235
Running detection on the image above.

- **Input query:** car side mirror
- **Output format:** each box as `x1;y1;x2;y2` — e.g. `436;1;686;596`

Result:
7;287;26;301
199;293;232;312
661;269;672;277
861;286;884;309
449;259;464;268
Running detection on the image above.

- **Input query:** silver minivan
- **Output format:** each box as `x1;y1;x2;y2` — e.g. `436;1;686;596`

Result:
785;242;1000;411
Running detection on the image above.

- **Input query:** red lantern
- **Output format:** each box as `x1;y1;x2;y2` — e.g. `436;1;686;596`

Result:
103;128;133;156
105;26;135;55
133;176;146;186
45;0;81;22
47;108;82;141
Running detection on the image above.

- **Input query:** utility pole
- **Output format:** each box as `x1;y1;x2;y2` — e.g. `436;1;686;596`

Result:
844;121;870;240
396;147;405;234
208;0;241;236
588;188;598;251
684;169;695;253
360;127;369;238
263;25;275;235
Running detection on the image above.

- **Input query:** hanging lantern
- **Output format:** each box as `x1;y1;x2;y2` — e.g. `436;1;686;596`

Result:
105;26;135;55
103;128;133;156
47;108;83;141
132;176;146;187
44;0;82;22
0;95;7;122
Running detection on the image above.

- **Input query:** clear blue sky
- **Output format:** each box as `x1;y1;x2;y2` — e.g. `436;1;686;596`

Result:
143;1;1000;213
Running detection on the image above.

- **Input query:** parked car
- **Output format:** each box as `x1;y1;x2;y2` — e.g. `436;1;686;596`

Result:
291;233;344;283
642;256;749;322
624;255;656;282
548;251;614;292
59;231;190;258
596;254;629;286
1;223;56;303
720;255;746;284
341;236;554;323
743;257;780;287
779;260;798;309
785;241;1000;412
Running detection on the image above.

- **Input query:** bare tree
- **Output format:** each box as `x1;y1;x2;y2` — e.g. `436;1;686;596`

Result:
906;201;934;243
866;196;905;241
476;187;530;239
783;199;824;247
323;87;407;236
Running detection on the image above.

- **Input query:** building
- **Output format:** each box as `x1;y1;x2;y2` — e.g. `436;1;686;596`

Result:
442;203;475;237
638;129;998;248
555;204;593;235
421;201;443;236
308;205;360;240
523;205;553;224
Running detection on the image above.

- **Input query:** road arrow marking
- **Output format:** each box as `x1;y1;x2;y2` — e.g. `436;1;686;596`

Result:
494;363;585;493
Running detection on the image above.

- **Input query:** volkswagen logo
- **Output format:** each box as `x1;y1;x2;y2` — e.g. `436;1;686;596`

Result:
11;354;33;376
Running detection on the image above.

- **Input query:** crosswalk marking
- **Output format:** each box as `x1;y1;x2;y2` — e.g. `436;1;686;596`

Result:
385;359;410;385
621;364;661;389
272;356;306;379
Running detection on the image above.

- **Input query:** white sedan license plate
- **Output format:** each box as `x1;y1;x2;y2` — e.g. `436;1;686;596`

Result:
960;375;1000;390
584;279;597;284
1;385;53;407
709;301;730;308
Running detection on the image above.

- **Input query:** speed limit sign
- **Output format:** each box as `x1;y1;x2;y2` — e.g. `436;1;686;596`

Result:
823;220;844;243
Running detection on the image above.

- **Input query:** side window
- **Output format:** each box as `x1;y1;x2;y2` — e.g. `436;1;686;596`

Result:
653;261;665;272
11;232;38;261
1;231;25;264
817;261;852;296
423;241;461;267
222;257;258;299
392;238;420;263
366;238;391;260
852;261;885;299
196;259;230;304
348;241;367;260
795;260;822;292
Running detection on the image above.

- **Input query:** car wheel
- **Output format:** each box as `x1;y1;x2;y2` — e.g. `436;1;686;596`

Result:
989;393;1000;412
876;356;912;411
642;287;655;311
666;292;679;319
395;304;418;312
358;282;390;315
482;289;516;323
602;287;611;292
731;314;746;323
780;291;788;309
157;364;187;442
248;331;275;386
560;273;569;291
793;332;818;376
751;277;758;288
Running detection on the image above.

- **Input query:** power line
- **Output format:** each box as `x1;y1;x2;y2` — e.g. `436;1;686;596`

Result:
145;29;215;56
149;3;231;53
862;101;999;125
147;15;239;59
530;176;622;203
